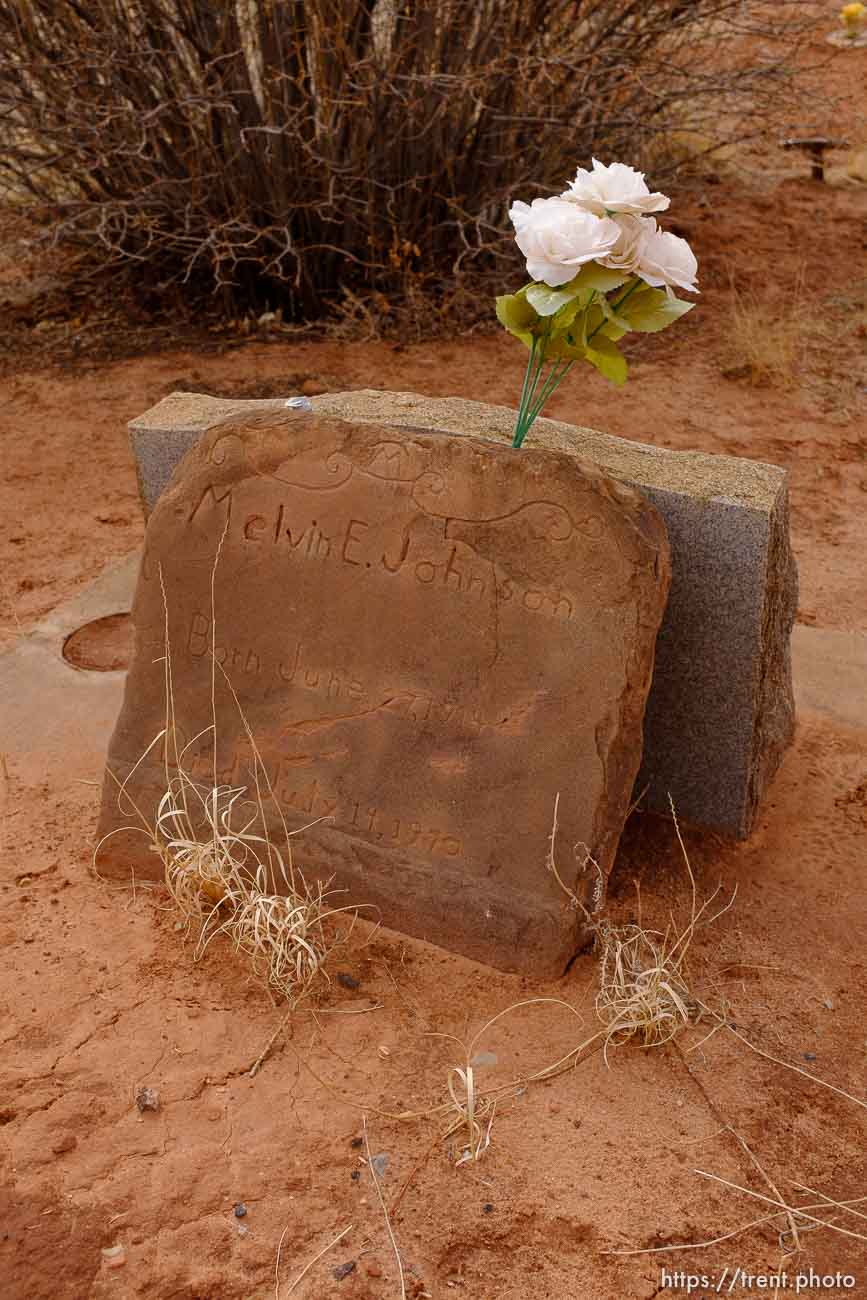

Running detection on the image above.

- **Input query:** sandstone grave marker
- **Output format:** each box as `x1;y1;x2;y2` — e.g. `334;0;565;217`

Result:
99;410;670;974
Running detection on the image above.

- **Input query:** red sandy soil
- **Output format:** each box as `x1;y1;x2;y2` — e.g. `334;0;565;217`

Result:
1;14;867;1300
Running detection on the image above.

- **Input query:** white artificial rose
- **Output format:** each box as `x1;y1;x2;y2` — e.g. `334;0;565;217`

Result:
509;196;620;288
563;158;670;218
636;222;699;295
599;214;652;274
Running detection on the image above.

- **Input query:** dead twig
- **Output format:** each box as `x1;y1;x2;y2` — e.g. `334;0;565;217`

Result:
277;1222;353;1298
364;1115;407;1300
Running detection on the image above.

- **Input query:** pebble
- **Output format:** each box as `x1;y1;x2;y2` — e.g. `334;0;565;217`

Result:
333;1260;356;1281
350;1170;360;1181
366;1262;383;1278
350;1136;363;1149
301;377;328;397
337;971;360;990
483;1203;494;1214
804;1052;817;1061
135;1086;160;1113
369;1152;390;1177
101;1245;126;1270
234;1203;247;1218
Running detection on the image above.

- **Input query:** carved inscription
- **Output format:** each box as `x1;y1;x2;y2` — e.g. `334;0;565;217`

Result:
182;744;463;860
183;482;576;622
186;616;485;733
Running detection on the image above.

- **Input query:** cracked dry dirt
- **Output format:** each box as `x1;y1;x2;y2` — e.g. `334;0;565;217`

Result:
2;16;867;1299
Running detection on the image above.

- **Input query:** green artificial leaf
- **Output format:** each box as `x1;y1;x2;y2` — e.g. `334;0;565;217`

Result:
571;263;629;294
496;292;539;335
598;293;635;334
496;292;539;348
544;329;586;361
581;306;602;345
585;335;628;386
578;304;626;346
618;285;696;333
525;281;582;318
549;296;583;335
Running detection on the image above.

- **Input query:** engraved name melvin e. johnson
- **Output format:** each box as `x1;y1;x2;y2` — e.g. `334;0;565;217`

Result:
183;478;577;623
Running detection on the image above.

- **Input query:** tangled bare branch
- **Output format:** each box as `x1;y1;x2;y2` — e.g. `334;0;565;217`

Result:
0;0;827;319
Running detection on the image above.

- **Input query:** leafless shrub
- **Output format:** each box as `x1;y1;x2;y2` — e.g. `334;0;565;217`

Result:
0;0;826;321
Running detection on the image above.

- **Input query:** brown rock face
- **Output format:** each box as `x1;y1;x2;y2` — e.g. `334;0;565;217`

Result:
97;411;670;975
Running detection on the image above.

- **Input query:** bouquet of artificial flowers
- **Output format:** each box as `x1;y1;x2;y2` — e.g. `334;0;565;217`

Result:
498;159;698;447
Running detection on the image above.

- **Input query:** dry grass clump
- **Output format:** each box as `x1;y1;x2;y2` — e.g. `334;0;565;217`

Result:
108;731;344;1004
592;807;736;1062
424;998;589;1167
153;773;337;1001
156;778;272;916
99;545;350;1006
547;792;733;1063
721;274;866;411
595;922;696;1056
223;891;333;997
723;283;809;387
428;804;728;1163
428;850;716;1163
